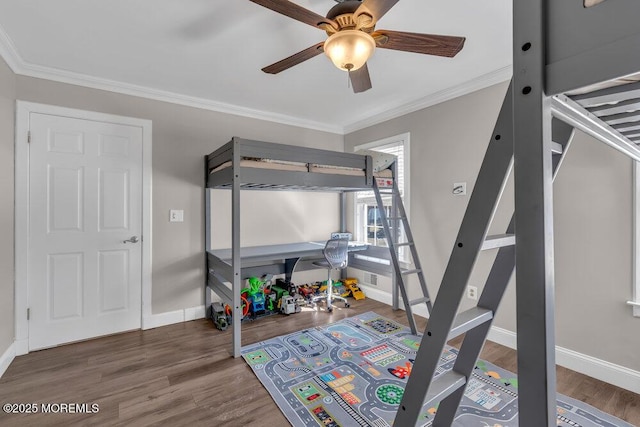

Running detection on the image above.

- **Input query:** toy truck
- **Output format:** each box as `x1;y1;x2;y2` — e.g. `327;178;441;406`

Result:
280;295;300;315
344;278;366;300
210;302;229;331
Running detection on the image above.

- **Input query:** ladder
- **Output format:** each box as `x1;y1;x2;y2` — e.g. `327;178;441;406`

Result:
372;177;432;335
394;84;575;426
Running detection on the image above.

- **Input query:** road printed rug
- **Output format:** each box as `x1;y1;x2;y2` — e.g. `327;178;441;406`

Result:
242;312;632;427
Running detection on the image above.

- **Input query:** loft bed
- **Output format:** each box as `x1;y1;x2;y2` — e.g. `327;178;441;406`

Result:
395;2;640;426
204;137;398;358
510;0;640;425
205;137;394;191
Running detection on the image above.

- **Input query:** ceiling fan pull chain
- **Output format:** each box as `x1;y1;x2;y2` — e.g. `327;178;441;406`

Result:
347;69;351;89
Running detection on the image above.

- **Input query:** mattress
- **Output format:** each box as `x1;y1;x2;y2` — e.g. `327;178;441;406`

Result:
311;163;392;178
211;159;308;173
211;157;393;177
584;0;606;7
566;71;640;97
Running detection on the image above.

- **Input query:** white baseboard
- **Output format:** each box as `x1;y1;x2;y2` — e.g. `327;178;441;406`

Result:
358;284;430;319
185;305;206;321
0;342;16;379
488;326;640;395
359;291;640;395
14;338;28;356
142;305;206;330
487;326;518;348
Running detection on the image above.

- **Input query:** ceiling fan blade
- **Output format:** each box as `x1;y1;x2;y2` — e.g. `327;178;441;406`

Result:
249;0;338;30
373;30;465;57
349;64;373;93
262;42;325;74
355;0;399;22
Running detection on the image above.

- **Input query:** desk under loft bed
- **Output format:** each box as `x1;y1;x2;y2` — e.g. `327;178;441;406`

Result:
204;137;402;358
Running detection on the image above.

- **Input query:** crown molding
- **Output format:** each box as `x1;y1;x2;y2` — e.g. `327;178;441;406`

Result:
0;25;342;135
0;23;512;137
0;23;22;73
343;65;513;134
21;62;344;134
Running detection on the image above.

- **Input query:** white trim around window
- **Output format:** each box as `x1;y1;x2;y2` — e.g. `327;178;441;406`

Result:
353;132;410;221
630;161;640;317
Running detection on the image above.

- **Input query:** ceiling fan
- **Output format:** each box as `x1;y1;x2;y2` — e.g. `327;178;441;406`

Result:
249;0;466;93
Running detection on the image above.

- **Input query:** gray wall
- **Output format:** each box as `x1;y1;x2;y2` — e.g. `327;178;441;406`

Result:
345;81;640;371
0;56;15;356
7;69;639;371
16;76;341;314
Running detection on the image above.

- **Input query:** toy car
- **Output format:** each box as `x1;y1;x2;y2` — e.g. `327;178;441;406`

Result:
280;295;300;314
210;302;230;331
344;278;366;300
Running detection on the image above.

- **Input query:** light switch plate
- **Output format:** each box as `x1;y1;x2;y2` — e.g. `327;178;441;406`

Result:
453;182;467;196
169;209;184;222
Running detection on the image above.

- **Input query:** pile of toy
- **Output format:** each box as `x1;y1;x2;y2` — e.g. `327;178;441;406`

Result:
295;277;366;302
210;276;366;331
210;275;304;330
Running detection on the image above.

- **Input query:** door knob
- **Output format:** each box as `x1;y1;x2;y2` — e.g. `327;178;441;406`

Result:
123;236;139;244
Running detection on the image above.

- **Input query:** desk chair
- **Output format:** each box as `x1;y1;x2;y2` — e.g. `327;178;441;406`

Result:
311;238;351;312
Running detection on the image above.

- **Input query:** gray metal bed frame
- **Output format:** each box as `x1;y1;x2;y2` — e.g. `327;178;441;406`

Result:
395;1;640;426
512;1;640;425
204;137;397;358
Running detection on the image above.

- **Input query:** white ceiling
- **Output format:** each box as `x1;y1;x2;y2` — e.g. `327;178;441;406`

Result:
0;0;513;133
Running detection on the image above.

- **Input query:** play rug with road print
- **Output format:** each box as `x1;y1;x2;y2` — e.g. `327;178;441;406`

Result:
242;311;631;427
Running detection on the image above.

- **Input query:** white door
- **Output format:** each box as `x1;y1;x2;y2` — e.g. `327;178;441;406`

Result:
28;112;143;350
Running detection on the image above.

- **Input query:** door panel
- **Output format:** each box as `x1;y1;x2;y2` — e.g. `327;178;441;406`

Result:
48;166;84;232
99;169;129;230
48;252;83;320
29;113;143;350
98;250;129;313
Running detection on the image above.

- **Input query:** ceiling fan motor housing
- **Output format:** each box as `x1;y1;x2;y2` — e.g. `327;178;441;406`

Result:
325;0;375;35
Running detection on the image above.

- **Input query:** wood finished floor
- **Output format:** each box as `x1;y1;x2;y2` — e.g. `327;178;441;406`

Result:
0;298;638;426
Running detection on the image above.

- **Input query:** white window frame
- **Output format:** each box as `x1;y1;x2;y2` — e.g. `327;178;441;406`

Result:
630;161;640;316
353;133;410;261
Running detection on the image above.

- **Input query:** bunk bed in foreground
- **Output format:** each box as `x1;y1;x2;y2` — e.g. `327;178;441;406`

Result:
394;1;640;426
204;137;432;358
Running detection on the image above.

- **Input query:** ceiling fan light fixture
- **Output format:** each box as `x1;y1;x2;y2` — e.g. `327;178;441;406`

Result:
324;29;375;71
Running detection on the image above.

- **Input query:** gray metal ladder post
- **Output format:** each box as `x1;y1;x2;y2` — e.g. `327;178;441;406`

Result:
373;179;432;335
395;84;516;425
395;82;575;425
430;118;574;425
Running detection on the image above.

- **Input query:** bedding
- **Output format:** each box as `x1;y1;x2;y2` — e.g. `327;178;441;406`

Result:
211;157;393;177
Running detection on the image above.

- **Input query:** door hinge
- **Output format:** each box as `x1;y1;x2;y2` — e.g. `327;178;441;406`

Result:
27;131;31;143
27;308;30;320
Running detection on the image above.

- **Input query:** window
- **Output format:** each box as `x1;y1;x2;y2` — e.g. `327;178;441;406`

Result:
354;133;409;261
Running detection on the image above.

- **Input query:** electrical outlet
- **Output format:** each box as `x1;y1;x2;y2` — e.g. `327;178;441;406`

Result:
467;285;478;300
169;209;184;222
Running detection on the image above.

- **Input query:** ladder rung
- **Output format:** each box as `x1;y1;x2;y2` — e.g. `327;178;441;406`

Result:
423;371;467;409
409;296;430;306
551;141;563;154
387;216;405;221
481;234;515;250
401;268;422;275
447;307;493;340
395;242;414;247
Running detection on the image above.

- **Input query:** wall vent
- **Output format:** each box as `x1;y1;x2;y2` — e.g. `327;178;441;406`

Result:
364;272;378;286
